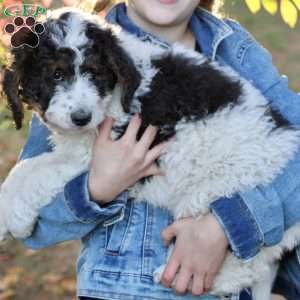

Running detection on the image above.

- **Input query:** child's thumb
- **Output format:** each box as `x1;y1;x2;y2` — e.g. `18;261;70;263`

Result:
161;225;176;245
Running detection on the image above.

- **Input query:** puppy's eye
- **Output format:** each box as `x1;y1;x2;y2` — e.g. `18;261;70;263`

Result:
53;69;64;81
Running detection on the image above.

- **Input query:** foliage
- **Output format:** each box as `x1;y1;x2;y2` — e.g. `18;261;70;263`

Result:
0;240;79;300
245;0;300;27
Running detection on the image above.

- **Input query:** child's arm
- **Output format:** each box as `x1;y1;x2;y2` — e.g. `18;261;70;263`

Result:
22;187;128;249
210;20;300;259
16;114;128;248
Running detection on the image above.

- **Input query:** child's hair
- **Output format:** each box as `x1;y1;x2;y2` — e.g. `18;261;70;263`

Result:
199;0;223;13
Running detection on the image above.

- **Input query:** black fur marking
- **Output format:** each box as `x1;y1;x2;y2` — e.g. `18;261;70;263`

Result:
54;12;72;37
17;34;77;113
81;38;118;97
267;107;290;128
3;69;24;129
114;53;243;148
140;53;242;127
85;22;141;111
59;12;72;21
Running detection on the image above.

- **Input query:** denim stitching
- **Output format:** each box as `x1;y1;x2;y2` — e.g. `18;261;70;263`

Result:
142;203;154;276
236;38;254;63
105;201;133;255
119;200;134;254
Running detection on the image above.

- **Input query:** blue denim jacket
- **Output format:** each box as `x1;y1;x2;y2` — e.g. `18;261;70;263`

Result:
21;3;300;300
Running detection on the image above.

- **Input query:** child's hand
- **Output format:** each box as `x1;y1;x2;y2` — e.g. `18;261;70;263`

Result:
88;114;168;205
161;214;228;296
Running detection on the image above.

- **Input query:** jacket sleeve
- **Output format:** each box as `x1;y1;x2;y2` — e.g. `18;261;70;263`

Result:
210;20;300;259
19;114;127;249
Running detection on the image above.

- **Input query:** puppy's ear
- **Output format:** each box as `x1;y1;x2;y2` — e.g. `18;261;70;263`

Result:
106;38;141;113
3;45;36;129
86;23;141;112
3;66;24;130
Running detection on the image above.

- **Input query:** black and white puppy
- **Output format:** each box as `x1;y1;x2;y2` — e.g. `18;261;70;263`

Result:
1;9;300;300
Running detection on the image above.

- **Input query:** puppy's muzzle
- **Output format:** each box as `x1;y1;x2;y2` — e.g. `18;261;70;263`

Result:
71;109;92;127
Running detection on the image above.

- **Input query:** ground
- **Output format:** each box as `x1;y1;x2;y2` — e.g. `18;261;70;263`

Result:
0;1;299;299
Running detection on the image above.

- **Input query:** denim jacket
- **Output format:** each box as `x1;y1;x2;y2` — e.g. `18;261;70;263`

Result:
20;3;300;300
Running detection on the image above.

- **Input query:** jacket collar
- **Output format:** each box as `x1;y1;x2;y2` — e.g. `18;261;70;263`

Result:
105;2;233;60
105;3;170;49
190;8;233;59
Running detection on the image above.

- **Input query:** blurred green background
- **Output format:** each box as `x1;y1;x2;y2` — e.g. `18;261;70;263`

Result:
0;1;299;299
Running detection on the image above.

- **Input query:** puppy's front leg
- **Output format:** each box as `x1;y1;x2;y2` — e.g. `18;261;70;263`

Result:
0;151;87;240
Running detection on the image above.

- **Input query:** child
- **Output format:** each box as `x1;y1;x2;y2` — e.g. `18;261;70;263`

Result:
19;1;300;299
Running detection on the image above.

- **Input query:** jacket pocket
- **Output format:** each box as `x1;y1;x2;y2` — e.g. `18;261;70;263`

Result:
90;200;170;278
104;199;133;255
142;204;171;278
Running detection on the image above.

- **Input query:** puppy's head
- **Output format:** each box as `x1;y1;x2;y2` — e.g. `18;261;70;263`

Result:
3;10;141;132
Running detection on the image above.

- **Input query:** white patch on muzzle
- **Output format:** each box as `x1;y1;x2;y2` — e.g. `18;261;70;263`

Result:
45;74;111;132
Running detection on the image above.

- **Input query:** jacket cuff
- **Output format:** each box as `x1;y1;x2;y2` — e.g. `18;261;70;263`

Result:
210;195;264;260
64;172;128;224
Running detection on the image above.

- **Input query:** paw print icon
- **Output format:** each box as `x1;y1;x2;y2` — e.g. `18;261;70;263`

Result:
4;16;45;48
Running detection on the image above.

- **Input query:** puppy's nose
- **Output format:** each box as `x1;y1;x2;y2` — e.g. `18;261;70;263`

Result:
71;110;92;127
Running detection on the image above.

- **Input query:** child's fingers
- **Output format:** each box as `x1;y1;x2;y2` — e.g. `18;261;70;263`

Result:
142;163;164;177
174;267;192;295
161;251;180;287
137;125;158;152
122;114;142;144
203;273;213;293
98;117;115;140
143;140;171;167
161;225;176;246
191;274;204;296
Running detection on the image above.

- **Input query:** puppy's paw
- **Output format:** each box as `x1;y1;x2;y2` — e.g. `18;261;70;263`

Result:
4;203;38;239
8;214;36;239
153;264;166;283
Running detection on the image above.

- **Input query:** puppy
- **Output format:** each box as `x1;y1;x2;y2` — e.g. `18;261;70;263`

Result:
1;9;300;300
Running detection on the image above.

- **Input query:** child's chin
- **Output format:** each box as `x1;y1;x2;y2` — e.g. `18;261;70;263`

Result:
146;13;181;26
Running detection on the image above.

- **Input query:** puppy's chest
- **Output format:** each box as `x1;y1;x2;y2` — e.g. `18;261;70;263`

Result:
50;133;94;166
